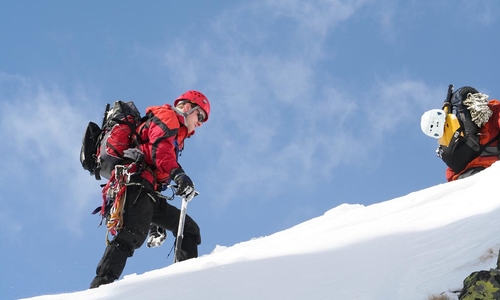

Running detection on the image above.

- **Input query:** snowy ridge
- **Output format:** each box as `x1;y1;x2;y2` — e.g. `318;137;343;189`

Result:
23;163;500;300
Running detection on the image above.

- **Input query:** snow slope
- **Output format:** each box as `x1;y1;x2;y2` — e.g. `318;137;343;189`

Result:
22;163;500;300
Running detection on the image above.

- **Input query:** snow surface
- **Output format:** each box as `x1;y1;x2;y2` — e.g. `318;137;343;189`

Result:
22;163;500;300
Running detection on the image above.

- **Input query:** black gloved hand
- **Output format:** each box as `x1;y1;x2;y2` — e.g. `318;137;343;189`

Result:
170;168;195;197
123;148;144;162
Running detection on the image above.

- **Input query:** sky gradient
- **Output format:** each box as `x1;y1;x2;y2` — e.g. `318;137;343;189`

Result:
1;1;499;299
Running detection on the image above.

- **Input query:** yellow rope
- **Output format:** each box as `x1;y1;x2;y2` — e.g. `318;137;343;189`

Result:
106;191;126;244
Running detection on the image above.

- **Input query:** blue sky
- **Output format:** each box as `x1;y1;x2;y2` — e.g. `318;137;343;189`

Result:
1;1;499;299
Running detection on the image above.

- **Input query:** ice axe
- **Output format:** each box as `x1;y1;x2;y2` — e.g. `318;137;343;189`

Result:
174;189;198;263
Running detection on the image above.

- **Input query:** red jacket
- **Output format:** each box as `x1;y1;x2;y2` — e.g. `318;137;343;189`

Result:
137;104;191;187
446;100;500;181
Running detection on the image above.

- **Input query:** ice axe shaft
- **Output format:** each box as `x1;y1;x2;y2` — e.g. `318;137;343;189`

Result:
174;191;198;263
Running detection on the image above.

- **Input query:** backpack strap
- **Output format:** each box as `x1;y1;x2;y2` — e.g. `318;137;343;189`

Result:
480;133;500;157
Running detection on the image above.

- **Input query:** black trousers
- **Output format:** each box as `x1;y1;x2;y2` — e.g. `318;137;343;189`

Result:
91;181;201;286
151;198;201;258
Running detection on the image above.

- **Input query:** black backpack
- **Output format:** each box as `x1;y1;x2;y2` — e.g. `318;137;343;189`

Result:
437;85;498;173
80;101;143;180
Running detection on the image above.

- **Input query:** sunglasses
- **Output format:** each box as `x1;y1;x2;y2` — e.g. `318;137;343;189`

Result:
195;108;206;123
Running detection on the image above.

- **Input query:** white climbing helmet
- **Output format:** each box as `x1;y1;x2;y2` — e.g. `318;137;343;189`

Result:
420;109;446;139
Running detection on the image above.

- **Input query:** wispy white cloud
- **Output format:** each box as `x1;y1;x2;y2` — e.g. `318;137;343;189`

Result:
0;0;452;226
155;0;444;208
365;78;443;137
458;0;499;26
0;75;102;236
372;0;499;41
265;0;372;39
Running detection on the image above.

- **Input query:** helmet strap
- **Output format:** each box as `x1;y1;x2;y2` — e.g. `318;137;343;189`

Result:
173;104;199;126
173;106;188;125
